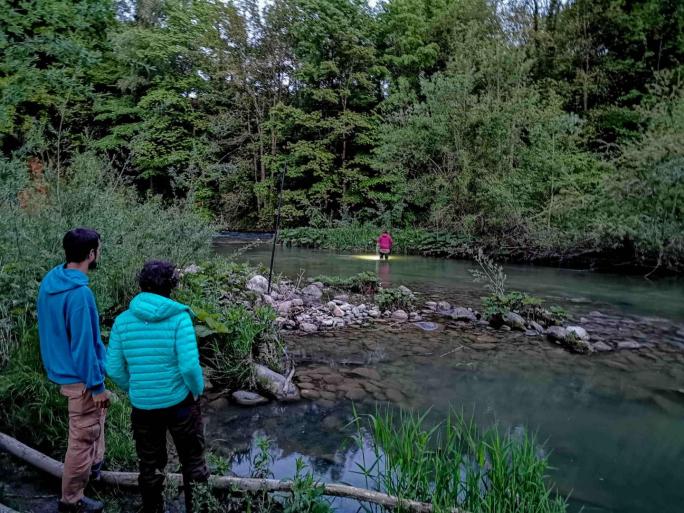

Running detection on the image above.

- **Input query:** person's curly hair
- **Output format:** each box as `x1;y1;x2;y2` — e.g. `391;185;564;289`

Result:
137;260;179;297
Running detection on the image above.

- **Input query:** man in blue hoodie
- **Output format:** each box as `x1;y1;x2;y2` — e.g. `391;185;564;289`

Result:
37;228;108;513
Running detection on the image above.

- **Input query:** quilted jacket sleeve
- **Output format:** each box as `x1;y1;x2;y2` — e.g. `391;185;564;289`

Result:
175;312;204;397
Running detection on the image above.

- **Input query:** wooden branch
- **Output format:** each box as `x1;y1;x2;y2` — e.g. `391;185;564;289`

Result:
0;432;460;513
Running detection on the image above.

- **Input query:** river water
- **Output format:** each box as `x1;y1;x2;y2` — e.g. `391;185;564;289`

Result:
208;242;684;513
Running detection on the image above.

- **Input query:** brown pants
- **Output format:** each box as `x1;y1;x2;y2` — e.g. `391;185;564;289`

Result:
60;384;106;504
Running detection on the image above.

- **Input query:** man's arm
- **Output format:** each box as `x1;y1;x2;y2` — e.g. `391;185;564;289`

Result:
67;289;106;395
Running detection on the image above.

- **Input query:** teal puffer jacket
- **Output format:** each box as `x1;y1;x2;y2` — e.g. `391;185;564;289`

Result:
106;292;204;410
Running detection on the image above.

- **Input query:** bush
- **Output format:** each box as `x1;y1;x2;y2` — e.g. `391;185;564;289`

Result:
0;151;214;326
375;287;415;311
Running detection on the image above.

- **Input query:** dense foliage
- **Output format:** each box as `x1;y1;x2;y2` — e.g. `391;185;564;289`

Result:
2;0;683;271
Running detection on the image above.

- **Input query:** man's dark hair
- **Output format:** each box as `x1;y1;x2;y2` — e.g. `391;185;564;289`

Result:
63;228;101;263
138;260;179;297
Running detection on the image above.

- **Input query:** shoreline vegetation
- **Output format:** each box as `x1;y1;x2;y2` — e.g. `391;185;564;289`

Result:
275;226;683;276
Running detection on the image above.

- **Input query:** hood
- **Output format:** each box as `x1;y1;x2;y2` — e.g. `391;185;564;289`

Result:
42;265;89;295
129;292;190;322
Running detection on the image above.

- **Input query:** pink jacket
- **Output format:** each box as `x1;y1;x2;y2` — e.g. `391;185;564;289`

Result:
377;233;393;251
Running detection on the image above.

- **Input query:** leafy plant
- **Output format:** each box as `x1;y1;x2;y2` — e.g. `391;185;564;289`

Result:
283;458;332;513
375;287;415;311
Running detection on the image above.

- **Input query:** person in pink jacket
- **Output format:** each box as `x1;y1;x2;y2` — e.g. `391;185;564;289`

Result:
377;230;393;260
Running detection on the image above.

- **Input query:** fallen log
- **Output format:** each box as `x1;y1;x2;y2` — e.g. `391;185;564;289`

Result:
0;432;461;513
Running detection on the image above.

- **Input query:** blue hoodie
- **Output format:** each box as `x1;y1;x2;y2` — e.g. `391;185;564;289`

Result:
37;265;106;394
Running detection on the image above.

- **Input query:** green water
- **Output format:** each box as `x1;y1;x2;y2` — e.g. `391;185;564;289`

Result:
207;242;684;513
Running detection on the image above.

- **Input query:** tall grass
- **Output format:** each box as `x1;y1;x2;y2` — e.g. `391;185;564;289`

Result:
354;409;567;513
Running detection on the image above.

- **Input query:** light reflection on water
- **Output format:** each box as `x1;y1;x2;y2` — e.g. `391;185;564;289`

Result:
206;243;684;513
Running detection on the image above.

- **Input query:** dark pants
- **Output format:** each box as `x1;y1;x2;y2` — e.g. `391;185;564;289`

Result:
131;394;209;513
379;250;390;260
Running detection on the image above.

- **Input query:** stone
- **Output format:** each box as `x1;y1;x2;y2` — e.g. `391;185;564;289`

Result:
617;340;642;350
333;306;344;317
437;301;451;312
232;390;269;406
208;397;229;409
398;285;413;296
500;325;512;332
546;326;568;343
529;320;544;334
292;298;304;307
262;294;275;305
246;275;269;294
277;301;292;316
352;307;360;316
297;381;316;390
368;309;380;318
254;364;300;401
504;312;526;331
566;326;590;341
391;309;409;321
592;341;613;352
301;322;318;333
348;367;381;381
301;389;320;400
524;330;539;337
302;285;323;299
451;307;477;322
326;301;337;310
345;389;366;401
385;389;404;403
425;301;437;309
321;319;334;328
334;294;349;301
414;321;440;331
312;281;324;288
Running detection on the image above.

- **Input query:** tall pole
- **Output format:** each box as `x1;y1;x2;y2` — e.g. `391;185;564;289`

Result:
267;165;286;294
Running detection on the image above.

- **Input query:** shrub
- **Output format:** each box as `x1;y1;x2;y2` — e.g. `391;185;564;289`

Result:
375;287;415;311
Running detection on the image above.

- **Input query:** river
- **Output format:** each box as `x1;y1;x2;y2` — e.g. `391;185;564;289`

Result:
208;241;684;513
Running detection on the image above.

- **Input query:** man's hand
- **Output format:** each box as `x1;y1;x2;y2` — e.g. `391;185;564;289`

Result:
92;390;111;409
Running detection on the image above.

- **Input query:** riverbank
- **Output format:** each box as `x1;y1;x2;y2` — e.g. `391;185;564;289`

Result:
274;225;683;275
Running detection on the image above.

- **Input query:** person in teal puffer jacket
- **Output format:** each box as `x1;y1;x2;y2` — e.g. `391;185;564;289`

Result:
106;260;208;513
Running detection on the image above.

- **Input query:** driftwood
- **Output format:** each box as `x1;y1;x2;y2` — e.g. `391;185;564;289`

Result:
0;432;461;513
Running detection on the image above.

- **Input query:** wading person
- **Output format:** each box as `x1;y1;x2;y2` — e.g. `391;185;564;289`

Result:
37;228;108;513
377;229;393;260
106;260;208;513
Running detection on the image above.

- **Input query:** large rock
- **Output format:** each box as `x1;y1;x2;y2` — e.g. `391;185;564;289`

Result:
437;301;452;313
232;390;269;406
566;326;590;341
332;306;344;317
617;340;641;350
546;326;568;342
529;320;544;334
277;301;292;316
451;307;477;322
398;285;413;296
247;275;269;294
504;312;526;331
302;285;323;299
593;341;613;352
254;364;301;401
391;309;409;321
301;322;318;333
